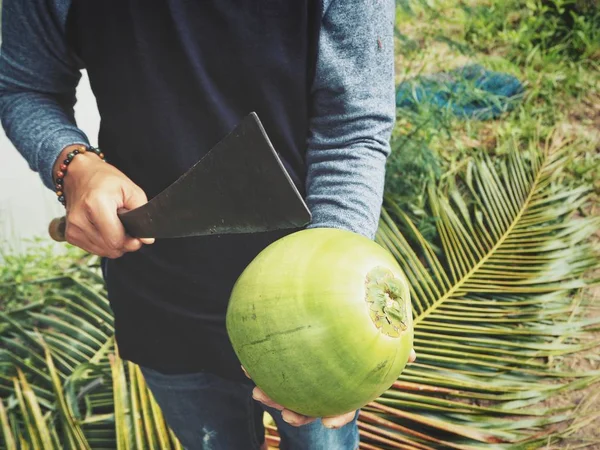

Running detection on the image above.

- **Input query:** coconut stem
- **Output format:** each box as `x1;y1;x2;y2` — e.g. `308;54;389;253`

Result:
365;267;408;337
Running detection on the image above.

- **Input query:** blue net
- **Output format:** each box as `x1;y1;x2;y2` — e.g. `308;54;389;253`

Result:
395;64;525;120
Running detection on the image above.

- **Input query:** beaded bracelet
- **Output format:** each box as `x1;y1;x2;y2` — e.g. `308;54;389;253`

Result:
55;145;105;206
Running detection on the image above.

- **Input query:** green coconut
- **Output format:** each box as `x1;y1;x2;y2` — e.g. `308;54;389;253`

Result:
226;228;413;417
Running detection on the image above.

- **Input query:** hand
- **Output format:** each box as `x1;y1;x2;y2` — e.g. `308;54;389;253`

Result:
246;349;416;428
56;145;154;258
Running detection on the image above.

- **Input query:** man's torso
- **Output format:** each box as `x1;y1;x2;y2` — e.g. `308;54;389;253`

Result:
65;0;322;376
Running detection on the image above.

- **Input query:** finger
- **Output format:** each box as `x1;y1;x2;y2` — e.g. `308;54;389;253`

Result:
66;224;123;258
78;222;125;259
123;237;143;253
70;237;107;257
66;220;118;256
322;411;356;429
409;349;417;363
281;409;316;427
251;388;317;427
122;186;155;245
87;198;127;252
66;212;104;245
252;388;284;411
241;366;251;379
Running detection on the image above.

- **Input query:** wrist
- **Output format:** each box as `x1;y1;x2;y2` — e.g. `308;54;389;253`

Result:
53;145;106;206
53;145;101;181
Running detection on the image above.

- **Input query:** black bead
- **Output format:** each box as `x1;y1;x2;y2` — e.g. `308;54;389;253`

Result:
64;159;70;165
58;196;65;203
73;149;80;155
56;178;63;184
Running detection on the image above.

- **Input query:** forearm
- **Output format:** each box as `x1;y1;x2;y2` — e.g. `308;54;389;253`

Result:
306;0;396;240
306;124;391;240
0;91;90;189
307;112;389;238
0;0;89;190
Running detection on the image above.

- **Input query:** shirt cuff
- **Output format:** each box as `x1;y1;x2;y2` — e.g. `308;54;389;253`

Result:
38;128;90;190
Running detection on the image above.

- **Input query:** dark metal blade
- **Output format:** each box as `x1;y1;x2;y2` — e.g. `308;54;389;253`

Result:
118;113;311;238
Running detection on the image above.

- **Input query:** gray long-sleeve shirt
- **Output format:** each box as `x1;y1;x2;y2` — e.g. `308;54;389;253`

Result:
0;0;396;240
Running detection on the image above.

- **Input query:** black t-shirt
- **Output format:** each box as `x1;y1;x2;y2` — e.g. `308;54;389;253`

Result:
67;0;321;379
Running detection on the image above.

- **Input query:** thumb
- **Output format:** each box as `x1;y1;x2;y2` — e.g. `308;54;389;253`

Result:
121;183;155;245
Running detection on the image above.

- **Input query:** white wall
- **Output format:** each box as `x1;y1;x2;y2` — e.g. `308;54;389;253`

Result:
0;71;100;253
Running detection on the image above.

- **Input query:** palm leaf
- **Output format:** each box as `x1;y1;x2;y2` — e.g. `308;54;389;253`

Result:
0;271;180;450
0;399;16;450
40;336;90;450
359;134;600;448
14;369;54;450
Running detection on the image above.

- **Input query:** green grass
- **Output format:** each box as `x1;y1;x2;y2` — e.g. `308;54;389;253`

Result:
387;0;599;244
0;242;89;311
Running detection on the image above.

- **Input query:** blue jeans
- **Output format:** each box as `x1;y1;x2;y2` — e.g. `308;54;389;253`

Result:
141;367;360;450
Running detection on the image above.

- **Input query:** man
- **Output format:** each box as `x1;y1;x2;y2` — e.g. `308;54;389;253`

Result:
0;0;412;448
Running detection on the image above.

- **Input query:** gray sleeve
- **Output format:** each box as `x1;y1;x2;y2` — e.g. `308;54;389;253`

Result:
305;0;396;240
0;0;90;190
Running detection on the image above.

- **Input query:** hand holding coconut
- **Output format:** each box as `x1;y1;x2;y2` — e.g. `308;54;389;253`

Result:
246;348;416;428
227;228;415;426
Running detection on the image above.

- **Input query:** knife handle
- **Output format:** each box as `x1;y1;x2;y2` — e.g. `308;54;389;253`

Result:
48;216;67;242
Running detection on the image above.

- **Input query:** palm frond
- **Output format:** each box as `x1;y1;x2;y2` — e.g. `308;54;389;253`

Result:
0;271;181;450
361;133;600;448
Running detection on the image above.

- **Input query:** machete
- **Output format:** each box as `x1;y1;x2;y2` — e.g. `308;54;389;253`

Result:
48;112;312;241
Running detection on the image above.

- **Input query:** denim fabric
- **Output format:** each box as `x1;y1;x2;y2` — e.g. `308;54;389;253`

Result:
141;366;360;450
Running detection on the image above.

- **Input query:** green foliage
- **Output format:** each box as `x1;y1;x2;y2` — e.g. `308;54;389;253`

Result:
371;134;600;448
0;243;87;311
462;0;600;65
385;137;442;246
0;258;183;449
376;2;600;444
385;0;599;231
